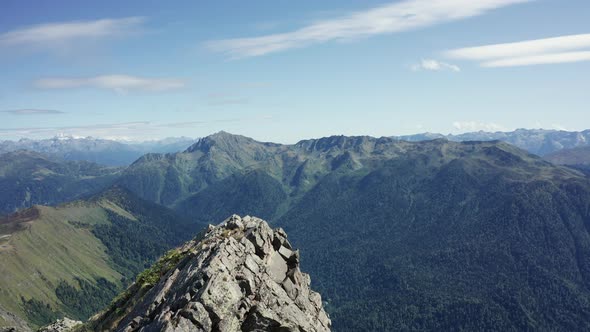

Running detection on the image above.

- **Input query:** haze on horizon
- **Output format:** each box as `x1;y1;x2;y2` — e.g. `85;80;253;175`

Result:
0;0;588;143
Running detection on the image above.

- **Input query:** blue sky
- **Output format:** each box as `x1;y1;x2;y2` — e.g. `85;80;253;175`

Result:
0;0;588;142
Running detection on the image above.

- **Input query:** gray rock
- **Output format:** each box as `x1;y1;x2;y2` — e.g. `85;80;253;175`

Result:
90;215;331;332
38;318;82;332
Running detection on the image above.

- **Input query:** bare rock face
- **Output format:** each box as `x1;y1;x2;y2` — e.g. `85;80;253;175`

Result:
38;318;82;332
91;215;331;332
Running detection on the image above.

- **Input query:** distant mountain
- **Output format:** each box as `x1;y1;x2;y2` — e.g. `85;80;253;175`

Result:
396;128;590;155
117;131;590;331
0;186;197;330
0;151;120;216
0;136;196;166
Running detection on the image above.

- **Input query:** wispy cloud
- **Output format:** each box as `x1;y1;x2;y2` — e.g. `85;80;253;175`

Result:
1;109;65;115
412;59;460;72
206;0;530;58
34;75;186;93
453;121;506;132
446;33;590;67
0;17;144;50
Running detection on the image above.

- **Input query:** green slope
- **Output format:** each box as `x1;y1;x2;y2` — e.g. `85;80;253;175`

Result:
0;186;195;329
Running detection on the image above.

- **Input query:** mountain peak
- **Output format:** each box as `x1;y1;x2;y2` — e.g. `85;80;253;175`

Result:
185;131;253;153
86;215;331;332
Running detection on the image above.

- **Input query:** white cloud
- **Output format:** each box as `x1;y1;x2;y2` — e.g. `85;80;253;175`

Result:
482;51;590;67
446;33;590;67
412;59;460;72
0;17;144;50
453;121;506;132
34;75;186;93
206;0;531;58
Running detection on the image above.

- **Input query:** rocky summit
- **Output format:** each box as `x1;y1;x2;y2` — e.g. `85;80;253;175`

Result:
85;215;331;332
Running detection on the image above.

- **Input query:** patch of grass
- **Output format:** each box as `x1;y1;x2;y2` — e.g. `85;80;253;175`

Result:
136;249;184;287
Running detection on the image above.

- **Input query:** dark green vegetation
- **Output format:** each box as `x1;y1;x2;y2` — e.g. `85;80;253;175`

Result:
0;186;197;329
0;150;120;215
21;298;58;327
90;187;195;278
55;278;118;320
118;132;590;331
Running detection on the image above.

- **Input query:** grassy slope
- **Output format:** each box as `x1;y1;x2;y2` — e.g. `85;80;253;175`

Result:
0;185;197;329
0;204;122;328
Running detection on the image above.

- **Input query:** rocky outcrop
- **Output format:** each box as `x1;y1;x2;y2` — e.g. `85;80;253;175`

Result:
38;318;82;332
89;215;331;332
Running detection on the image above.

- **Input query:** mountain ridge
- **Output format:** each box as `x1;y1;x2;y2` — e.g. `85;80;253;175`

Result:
116;131;590;331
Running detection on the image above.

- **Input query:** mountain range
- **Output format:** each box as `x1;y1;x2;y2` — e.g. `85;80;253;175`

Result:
396;128;590;155
2;131;590;331
1;129;589;169
118;131;590;331
0;136;196;167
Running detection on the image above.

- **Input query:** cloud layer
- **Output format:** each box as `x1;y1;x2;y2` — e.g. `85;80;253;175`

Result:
446;33;590;67
206;0;530;58
34;75;186;93
0;17;144;49
1;109;65;115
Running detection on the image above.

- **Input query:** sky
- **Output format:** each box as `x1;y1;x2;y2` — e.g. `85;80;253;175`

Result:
0;0;588;143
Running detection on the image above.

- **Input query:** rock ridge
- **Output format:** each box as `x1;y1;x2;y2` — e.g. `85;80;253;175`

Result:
87;215;331;332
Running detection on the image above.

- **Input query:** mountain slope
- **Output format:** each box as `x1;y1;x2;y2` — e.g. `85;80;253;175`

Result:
117;132;590;331
545;145;590;172
0;187;196;330
0;151;120;215
279;144;590;331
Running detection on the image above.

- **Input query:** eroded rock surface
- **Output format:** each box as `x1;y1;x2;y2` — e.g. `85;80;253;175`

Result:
38;318;82;332
92;215;331;332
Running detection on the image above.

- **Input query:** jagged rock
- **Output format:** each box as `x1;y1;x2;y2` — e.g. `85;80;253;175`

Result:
38;318;82;332
90;215;331;332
